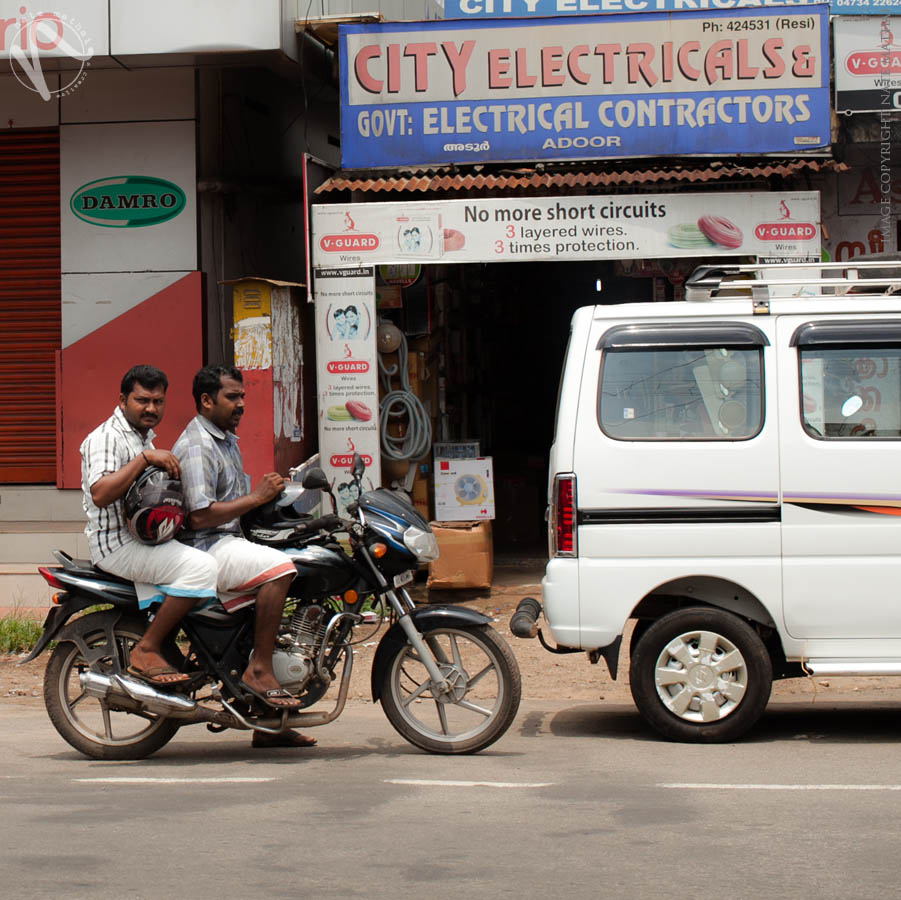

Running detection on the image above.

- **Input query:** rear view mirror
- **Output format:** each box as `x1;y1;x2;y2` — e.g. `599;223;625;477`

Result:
301;467;330;491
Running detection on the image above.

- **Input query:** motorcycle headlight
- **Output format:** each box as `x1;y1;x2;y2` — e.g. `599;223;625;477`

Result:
403;525;439;562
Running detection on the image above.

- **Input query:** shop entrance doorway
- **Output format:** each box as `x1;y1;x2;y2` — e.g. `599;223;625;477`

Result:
434;259;659;553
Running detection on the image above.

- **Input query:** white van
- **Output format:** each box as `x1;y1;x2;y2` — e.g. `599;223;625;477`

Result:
511;260;901;742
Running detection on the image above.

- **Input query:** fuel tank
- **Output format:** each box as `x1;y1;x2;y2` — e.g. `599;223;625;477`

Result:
283;543;359;598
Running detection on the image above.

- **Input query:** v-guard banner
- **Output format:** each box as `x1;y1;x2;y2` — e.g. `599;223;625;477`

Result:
338;7;830;168
311;192;821;268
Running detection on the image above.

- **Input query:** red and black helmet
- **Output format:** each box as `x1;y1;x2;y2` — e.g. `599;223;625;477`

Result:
124;466;185;545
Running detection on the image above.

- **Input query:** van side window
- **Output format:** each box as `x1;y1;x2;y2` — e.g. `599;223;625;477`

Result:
798;349;901;439
793;321;901;440
597;325;766;441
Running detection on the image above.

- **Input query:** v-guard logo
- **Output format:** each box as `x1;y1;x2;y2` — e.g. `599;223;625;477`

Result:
70;176;187;228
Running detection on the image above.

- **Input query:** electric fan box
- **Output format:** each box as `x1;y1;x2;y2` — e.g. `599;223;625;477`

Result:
433;457;495;522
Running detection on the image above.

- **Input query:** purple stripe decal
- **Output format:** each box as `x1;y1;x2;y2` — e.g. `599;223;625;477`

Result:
615;488;901;507
615;488;778;502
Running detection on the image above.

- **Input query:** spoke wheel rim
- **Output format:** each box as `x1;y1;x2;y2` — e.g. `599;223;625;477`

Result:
653;628;748;724
55;631;172;748
390;628;506;744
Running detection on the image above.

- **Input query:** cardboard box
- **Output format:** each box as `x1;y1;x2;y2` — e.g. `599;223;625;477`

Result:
434;457;495;521
427;521;493;589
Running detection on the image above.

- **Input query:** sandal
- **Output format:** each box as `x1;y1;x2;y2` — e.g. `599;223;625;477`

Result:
239;680;302;710
126;663;190;686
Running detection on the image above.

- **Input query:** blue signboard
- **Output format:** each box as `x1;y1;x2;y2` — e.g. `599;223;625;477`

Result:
339;8;831;169
444;0;887;17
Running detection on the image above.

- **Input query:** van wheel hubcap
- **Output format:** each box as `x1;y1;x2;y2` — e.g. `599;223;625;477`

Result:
653;629;748;723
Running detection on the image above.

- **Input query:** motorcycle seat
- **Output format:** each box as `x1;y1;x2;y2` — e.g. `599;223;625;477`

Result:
52;549;133;586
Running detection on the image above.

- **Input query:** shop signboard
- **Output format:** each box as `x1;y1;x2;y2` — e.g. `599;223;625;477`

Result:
444;0;884;18
311;191;821;268
69;176;187;228
339;9;829;168
834;15;901;114
313;267;382;513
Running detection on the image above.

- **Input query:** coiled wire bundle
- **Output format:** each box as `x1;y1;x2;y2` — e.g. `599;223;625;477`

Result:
378;331;432;461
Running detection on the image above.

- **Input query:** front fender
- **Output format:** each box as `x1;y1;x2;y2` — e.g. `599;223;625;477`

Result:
370;605;493;701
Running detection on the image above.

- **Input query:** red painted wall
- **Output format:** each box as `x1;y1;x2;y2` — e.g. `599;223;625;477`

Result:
57;272;203;489
235;367;275;487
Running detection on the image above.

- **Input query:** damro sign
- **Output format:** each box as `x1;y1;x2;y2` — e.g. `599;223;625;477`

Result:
70;176;187;228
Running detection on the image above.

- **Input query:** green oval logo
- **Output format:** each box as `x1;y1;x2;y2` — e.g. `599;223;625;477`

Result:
70;176;186;228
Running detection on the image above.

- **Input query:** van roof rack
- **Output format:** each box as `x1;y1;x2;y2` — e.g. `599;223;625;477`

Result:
685;260;901;304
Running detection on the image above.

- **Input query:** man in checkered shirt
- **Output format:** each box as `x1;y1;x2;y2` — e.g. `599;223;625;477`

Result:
80;365;218;686
174;365;317;744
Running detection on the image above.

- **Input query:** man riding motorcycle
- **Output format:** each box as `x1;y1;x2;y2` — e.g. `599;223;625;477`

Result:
173;365;317;747
79;364;218;686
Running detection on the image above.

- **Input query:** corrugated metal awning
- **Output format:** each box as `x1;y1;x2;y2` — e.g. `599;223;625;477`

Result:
315;158;846;196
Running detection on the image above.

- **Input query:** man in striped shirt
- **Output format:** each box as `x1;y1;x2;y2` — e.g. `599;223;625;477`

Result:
80;365;218;686
174;365;312;734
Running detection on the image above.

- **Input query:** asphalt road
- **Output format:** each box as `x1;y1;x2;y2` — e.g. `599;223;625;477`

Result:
4;696;901;899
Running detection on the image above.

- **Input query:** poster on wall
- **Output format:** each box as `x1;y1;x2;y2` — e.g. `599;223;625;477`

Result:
339;8;830;167
834;16;901;114
312;192;821;267
313;267;382;514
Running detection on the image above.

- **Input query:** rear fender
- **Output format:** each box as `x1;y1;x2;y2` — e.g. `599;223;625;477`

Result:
19;597;107;663
42;609;132;672
370;605;492;701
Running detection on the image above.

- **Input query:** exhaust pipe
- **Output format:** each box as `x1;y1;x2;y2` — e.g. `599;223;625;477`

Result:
81;670;197;714
510;597;543;639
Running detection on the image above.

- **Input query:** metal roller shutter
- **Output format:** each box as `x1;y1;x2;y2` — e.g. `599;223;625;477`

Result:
0;129;60;483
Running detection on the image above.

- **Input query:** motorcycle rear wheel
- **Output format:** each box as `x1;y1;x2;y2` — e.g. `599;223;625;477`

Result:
44;614;181;760
379;624;521;754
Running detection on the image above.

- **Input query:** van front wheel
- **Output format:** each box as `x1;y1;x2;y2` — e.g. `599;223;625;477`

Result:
629;607;772;743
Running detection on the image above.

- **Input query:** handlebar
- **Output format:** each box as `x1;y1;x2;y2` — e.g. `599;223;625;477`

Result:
291;514;345;535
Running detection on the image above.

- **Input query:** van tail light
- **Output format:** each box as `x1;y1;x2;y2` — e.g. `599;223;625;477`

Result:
552;473;577;558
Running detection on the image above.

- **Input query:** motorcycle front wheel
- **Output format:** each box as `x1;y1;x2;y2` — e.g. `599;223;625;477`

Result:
379;624;521;754
44;614;181;760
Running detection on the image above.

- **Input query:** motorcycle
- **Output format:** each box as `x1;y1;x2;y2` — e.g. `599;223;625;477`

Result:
25;455;521;760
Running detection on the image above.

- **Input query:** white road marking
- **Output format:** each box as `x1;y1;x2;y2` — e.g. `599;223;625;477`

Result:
385;779;555;788
73;777;276;784
659;783;901;792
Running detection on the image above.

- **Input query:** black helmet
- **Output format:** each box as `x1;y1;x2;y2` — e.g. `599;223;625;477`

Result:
124;466;185;545
241;484;313;545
